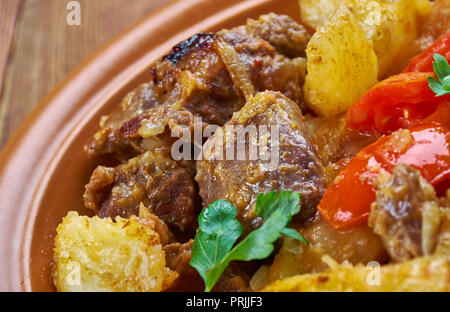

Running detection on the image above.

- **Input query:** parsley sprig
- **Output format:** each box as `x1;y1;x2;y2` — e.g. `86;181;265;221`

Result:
428;53;450;96
189;191;308;292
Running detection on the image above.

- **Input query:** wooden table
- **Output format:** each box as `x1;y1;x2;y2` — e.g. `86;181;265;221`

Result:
0;0;171;150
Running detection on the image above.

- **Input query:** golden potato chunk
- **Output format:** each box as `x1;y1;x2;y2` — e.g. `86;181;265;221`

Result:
53;211;177;292
299;0;341;30
300;0;420;77
263;256;450;292
303;6;378;116
350;0;419;77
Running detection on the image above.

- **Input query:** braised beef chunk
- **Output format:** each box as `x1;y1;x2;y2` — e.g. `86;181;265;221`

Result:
196;91;327;233
163;33;217;64
218;25;305;109
85;14;308;160
231;13;311;58
84;93;198;161
163;240;203;292
212;264;250;292
369;164;450;262
131;206;174;245
163;240;250;292
84;151;196;231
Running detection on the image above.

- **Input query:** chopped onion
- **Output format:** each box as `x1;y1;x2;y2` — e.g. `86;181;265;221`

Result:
214;38;255;100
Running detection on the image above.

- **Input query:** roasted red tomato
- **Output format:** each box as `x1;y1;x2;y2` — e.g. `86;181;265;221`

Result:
318;124;450;231
423;102;450;126
403;31;450;73
346;72;450;133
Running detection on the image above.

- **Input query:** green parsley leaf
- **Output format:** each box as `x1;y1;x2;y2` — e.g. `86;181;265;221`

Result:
190;200;243;290
281;227;310;245
428;77;449;96
433;54;450;81
190;191;308;292
428;53;450;96
443;76;450;91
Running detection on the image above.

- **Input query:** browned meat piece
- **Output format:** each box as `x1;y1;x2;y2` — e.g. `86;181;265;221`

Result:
86;104;196;161
235;13;311;58
84;150;196;231
164;241;193;276
267;212;388;281
86;14;308;160
196;91;327;233
369;164;450;262
212;264;250;292
163;240;249;292
163;240;204;292
130;204;174;245
218;26;306;109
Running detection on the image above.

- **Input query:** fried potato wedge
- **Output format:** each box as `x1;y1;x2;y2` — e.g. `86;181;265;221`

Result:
303;6;378;116
351;0;419;77
53;211;177;292
299;0;341;30
300;0;421;78
263;256;450;292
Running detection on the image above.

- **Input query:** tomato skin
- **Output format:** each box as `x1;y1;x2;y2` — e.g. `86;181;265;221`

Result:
346;72;450;134
403;32;450;73
318;124;450;231
423;102;450;128
317;152;380;231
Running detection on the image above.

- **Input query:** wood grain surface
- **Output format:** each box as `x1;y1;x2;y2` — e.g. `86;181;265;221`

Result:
0;1;22;98
0;0;171;150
